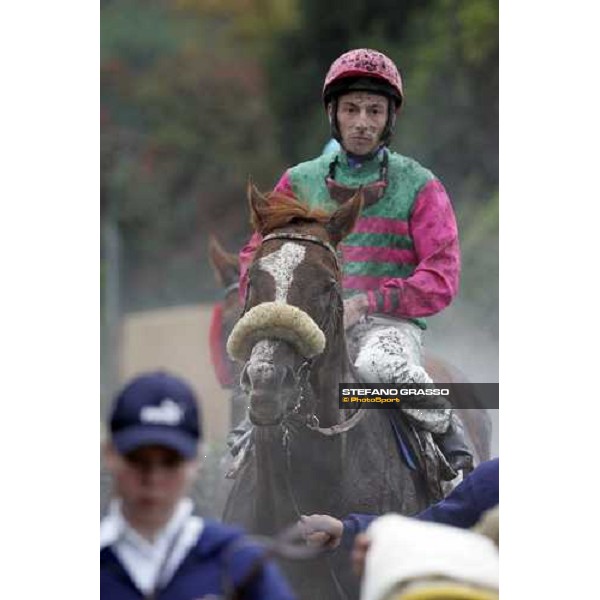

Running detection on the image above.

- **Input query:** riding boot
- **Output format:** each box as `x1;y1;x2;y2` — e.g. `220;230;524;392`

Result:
432;411;474;475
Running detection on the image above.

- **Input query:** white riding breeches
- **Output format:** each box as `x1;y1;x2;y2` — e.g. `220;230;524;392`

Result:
350;316;451;435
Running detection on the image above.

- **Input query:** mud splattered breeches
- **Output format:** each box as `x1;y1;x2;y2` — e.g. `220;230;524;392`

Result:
349;315;451;434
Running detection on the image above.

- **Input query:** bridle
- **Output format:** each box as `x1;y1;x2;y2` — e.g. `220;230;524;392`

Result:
243;231;366;438
222;280;240;299
241;231;341;316
262;231;340;266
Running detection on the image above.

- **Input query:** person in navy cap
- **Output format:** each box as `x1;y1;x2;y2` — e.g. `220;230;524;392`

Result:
101;371;295;600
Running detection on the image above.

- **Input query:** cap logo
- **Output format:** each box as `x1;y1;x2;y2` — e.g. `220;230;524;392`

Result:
140;399;184;426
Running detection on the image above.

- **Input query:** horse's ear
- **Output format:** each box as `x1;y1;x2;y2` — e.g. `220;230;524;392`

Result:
326;189;364;245
208;234;240;287
247;178;270;234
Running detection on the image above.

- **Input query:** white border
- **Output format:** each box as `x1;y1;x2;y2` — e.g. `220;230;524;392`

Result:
501;0;599;596
1;2;98;596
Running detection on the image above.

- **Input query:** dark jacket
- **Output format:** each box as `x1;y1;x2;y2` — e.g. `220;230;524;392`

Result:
100;519;296;600
341;457;499;546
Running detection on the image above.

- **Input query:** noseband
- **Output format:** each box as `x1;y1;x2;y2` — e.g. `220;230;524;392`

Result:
261;232;341;269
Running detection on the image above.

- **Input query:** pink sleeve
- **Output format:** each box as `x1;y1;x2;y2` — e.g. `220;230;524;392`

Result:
366;179;461;318
273;170;294;195
238;171;294;301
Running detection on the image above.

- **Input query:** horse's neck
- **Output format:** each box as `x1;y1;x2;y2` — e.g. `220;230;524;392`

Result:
253;427;289;533
252;424;343;532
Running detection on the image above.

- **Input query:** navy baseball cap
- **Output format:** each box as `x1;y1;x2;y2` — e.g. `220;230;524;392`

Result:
109;372;202;459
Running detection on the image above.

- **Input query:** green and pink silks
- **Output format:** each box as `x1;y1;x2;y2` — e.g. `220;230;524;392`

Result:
239;148;460;329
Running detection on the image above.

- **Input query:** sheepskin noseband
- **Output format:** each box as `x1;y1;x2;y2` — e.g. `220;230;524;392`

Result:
226;302;326;362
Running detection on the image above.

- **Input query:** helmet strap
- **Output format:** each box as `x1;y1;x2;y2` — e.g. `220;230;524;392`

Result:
328;99;343;144
380;98;397;145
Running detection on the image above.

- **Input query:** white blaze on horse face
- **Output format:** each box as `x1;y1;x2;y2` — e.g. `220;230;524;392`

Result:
258;242;306;303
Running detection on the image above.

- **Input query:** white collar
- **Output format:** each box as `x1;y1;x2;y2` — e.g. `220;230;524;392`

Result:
100;497;195;549
100;498;204;594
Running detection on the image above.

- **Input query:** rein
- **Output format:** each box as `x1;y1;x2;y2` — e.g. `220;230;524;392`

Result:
282;356;366;437
221;523;342;600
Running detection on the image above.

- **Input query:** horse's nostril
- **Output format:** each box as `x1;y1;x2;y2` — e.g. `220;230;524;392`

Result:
243;359;286;390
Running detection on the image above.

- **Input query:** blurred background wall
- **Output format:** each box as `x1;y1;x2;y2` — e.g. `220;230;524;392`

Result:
101;0;498;449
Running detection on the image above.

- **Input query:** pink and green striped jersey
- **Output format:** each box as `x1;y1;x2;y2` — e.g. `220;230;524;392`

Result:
239;148;460;330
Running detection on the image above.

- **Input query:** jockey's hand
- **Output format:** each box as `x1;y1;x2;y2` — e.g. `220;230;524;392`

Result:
343;294;369;330
352;533;372;577
299;514;343;549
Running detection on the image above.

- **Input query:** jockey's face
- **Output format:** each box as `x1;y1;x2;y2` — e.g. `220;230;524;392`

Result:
105;444;198;537
334;91;389;156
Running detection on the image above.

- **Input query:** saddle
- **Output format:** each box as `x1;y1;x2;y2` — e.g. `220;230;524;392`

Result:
387;409;458;502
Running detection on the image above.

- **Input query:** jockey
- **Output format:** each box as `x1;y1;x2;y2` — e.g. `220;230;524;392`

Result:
101;372;295;600
238;48;473;485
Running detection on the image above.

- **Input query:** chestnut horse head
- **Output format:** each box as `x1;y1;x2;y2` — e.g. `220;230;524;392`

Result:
227;183;362;427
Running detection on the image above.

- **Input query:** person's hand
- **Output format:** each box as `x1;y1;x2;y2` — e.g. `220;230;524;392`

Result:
343;294;369;330
351;533;372;576
298;514;344;549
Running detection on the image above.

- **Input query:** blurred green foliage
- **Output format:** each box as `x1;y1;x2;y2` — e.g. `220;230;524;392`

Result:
456;193;499;335
268;0;498;199
102;0;284;309
101;0;498;334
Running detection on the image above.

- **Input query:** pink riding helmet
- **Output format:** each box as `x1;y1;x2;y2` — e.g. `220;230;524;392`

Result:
322;48;404;107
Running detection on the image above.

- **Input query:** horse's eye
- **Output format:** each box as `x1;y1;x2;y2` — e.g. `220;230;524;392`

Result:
324;278;340;295
313;280;336;298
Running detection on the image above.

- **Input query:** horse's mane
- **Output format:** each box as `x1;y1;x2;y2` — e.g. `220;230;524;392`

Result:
252;192;330;234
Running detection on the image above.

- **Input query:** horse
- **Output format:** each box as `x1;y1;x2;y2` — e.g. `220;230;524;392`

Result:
208;235;492;463
208;235;246;427
221;184;489;599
